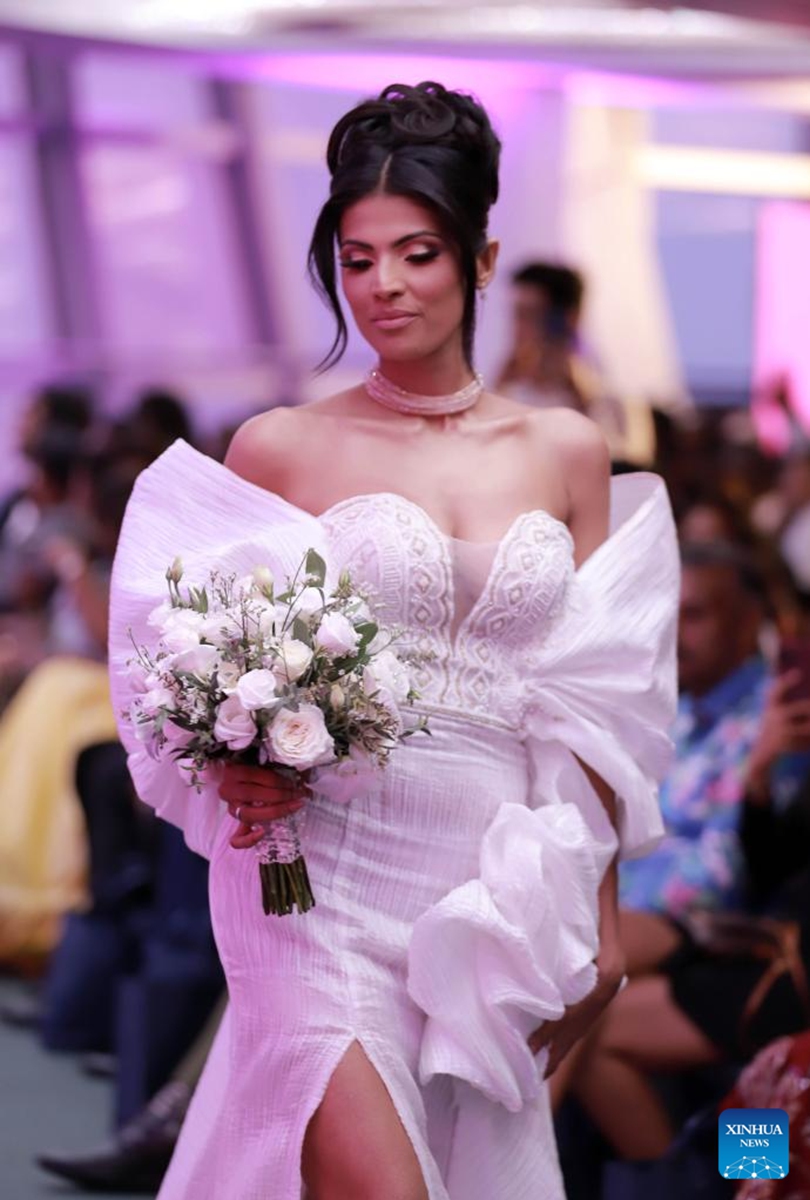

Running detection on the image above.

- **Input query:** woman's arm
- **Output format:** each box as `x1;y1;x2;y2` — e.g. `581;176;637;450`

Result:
529;416;626;1075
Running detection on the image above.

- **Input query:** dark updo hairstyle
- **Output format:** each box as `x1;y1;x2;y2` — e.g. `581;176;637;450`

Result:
308;81;501;370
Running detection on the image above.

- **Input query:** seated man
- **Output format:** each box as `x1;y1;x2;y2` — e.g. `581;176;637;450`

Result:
619;541;806;975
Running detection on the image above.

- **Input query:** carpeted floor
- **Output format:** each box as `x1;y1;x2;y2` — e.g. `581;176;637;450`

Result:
0;976;157;1200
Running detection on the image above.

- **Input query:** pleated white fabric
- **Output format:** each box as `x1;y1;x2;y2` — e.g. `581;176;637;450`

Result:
109;440;678;1199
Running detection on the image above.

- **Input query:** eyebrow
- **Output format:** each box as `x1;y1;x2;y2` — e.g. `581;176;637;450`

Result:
338;230;444;251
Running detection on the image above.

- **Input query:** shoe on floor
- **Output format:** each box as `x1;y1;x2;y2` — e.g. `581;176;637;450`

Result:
36;1080;190;1193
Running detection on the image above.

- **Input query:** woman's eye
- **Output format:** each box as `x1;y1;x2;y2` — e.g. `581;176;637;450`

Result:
407;250;439;265
339;259;372;272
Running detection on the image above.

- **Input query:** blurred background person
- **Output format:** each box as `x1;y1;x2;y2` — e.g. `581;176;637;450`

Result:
496;260;631;457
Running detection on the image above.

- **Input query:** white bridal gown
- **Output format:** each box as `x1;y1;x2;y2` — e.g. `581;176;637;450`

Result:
109;440;678;1200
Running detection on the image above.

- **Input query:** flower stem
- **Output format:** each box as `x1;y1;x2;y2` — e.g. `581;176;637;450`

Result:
259;857;316;916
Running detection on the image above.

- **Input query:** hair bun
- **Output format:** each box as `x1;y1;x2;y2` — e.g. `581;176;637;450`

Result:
380;82;459;142
326;81;499;206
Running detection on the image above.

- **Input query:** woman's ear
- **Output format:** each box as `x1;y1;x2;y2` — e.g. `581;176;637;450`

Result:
476;238;500;291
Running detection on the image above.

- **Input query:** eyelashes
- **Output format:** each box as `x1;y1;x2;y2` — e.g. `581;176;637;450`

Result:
339;250;441;272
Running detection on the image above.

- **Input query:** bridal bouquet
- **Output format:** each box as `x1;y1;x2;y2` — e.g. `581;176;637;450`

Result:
124;549;424;916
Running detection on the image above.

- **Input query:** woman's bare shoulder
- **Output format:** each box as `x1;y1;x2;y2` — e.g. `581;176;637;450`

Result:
224;392;360;490
523;405;610;467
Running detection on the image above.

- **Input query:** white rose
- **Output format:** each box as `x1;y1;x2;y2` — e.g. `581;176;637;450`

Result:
213;695;256;751
235;668;278;711
273;638;313;684
172;642;220;679
264;704;335;770
363;649;410;704
310;746;381;805
139;684;176;716
160;609;206;654
196;612;234;646
290;587;324;621
316;612;361;657
147;601;172;631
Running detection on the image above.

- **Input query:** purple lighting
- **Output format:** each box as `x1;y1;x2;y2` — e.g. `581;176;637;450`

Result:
753;201;810;452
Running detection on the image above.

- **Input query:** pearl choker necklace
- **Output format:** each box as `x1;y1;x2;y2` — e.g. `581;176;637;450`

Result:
364;367;484;415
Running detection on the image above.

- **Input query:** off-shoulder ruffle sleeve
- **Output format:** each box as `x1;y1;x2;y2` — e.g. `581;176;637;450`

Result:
108;440;325;860
407;473;678;1112
408;802;600;1113
523;472;678;862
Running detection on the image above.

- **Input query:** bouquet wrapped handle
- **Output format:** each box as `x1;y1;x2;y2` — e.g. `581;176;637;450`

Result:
255;808;315;916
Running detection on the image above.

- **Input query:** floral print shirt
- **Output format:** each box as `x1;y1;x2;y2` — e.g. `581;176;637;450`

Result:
620;657;769;917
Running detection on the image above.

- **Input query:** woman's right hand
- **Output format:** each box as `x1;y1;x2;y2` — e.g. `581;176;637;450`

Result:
218;763;308;850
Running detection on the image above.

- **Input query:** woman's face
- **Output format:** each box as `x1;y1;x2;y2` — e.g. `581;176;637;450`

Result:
338;192;468;365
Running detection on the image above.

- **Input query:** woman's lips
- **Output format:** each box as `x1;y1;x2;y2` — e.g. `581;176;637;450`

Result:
372;314;417;331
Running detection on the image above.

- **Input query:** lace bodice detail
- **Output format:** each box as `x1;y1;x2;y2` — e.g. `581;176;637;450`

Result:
321;493;574;719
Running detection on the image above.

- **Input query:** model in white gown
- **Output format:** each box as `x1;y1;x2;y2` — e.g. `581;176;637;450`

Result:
109;439;678;1199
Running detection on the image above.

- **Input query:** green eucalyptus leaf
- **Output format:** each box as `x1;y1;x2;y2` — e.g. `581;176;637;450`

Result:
292;617;313;646
304;548;326;587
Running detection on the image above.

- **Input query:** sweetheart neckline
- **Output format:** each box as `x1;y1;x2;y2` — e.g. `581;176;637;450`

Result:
315;490;574;551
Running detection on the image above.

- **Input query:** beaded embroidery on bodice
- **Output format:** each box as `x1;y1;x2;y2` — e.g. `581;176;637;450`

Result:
321;493;574;718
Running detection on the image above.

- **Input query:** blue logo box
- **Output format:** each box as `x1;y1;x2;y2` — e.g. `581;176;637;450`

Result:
719;1108;789;1181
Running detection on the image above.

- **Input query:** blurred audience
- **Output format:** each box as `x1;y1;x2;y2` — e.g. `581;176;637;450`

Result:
763;451;810;596
0;382;200;965
554;748;810;1172
0;453;145;964
618;544;771;952
123;387;196;460
719;1030;810;1199
496;261;641;460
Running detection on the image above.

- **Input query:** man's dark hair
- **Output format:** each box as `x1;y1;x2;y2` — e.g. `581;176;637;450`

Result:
511;262;585;315
680;540;766;604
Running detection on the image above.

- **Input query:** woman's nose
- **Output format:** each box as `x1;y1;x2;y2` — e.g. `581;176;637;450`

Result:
372;259;405;298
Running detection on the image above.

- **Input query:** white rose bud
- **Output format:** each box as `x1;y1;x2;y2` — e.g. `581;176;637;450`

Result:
264;704;335;770
316;612;361;657
213;695;256;751
330;683;345;710
235;668;278;711
273;638;313;684
252;565;274;594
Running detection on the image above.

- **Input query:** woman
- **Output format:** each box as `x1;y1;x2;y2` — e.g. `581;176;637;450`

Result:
110;83;678;1199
